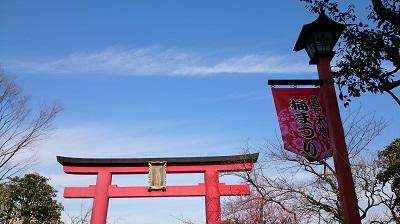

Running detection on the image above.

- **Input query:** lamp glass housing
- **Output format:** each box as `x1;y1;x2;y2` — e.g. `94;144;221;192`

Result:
305;31;335;60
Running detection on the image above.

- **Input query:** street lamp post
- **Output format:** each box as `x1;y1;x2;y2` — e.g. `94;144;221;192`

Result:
293;13;362;224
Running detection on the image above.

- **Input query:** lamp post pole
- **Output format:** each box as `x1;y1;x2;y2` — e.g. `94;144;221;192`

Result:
316;57;361;223
293;12;362;223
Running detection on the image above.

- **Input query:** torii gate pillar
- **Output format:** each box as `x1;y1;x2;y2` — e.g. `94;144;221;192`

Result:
92;171;112;224
205;169;221;223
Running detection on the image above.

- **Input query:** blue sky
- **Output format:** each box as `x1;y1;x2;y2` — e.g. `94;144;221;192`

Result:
1;1;399;223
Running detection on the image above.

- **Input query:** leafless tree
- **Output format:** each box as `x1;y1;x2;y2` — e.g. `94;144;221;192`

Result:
175;216;199;224
223;108;398;223
0;70;61;181
64;203;121;224
65;204;91;224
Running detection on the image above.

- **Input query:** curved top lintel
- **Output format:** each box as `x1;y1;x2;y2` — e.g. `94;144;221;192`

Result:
57;153;259;167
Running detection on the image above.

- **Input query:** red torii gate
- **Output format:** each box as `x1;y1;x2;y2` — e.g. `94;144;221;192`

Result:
57;153;258;224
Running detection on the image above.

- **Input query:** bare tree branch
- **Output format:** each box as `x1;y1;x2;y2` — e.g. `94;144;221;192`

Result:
223;110;397;223
0;70;62;182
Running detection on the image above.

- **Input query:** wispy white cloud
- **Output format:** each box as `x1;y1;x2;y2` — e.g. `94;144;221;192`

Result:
177;54;312;75
4;47;313;76
201;91;267;102
34;124;239;168
6;47;193;75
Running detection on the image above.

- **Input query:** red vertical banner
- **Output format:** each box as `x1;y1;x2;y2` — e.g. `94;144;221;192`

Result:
271;88;332;161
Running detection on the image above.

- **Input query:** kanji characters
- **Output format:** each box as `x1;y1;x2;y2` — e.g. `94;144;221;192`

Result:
310;96;321;112
273;89;332;162
290;99;309;111
296;112;312;124
298;126;315;138
303;141;317;157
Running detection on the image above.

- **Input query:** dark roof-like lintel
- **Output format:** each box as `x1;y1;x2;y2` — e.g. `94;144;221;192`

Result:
57;153;259;167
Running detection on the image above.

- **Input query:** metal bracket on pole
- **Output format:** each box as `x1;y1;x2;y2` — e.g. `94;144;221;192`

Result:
267;79;323;87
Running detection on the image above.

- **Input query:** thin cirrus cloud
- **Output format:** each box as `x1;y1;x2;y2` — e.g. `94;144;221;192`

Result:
5;47;313;76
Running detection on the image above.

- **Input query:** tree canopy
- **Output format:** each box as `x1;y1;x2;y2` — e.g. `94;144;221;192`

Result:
301;0;400;106
378;138;400;215
0;173;63;224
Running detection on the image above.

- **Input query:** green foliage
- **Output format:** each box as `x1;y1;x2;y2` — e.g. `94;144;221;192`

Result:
378;138;400;212
301;0;400;106
0;184;13;223
0;173;63;224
